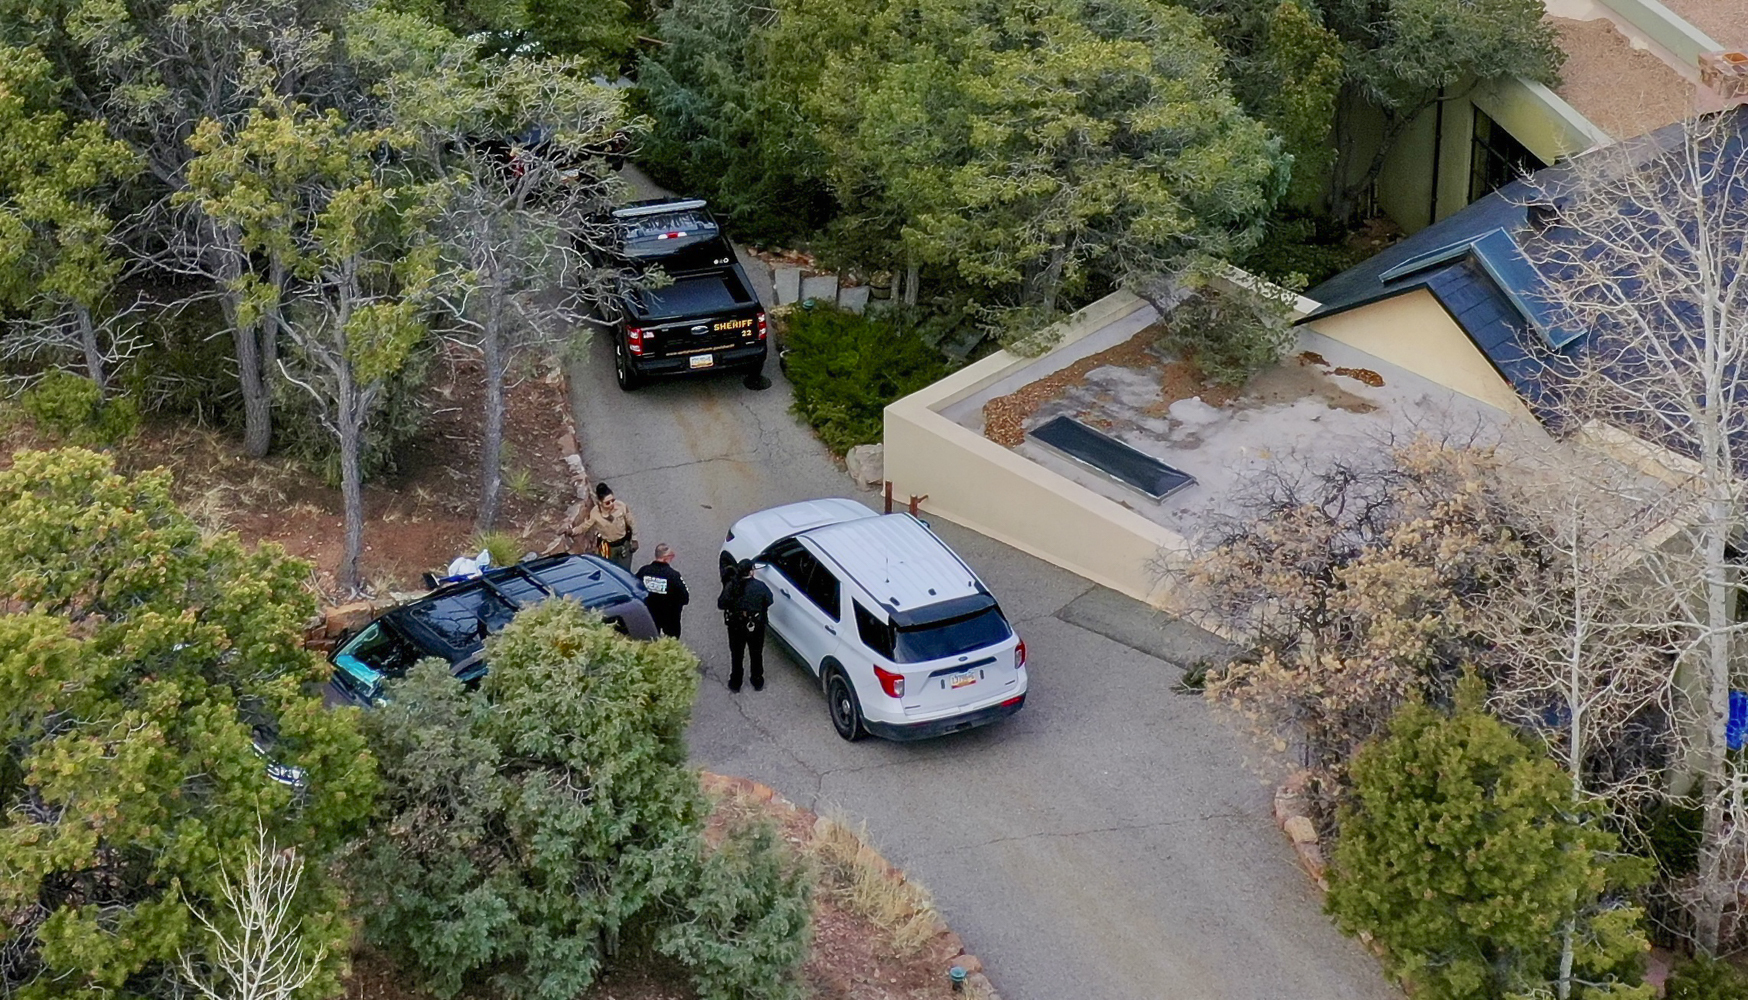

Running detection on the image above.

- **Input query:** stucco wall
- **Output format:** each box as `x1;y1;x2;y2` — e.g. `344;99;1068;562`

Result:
1305;289;1539;422
883;292;1195;607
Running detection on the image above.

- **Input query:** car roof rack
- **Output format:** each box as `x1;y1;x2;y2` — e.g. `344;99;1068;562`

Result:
612;198;708;218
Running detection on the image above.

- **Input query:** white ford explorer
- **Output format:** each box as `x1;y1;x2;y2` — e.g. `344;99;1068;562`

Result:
720;498;1027;741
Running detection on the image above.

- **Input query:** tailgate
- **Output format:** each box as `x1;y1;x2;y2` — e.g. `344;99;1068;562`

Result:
642;311;762;358
898;639;1023;716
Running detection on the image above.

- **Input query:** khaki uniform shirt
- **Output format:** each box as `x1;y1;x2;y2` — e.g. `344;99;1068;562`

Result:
579;502;636;544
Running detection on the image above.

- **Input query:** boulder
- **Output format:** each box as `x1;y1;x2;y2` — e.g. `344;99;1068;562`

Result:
323;600;375;638
773;264;802;305
800;273;839;304
845;443;884;487
1284;815;1318;845
837;284;871;314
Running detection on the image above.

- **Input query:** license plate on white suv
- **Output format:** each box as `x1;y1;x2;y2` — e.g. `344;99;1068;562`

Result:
948;671;981;690
689;354;714;369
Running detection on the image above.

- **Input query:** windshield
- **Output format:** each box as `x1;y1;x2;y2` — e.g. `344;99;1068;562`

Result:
893;605;1012;663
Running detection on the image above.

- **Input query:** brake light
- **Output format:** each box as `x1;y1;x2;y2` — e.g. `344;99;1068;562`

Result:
655;231;688;239
874;664;905;699
1016;639;1027;669
756;311;768;341
626;327;645;356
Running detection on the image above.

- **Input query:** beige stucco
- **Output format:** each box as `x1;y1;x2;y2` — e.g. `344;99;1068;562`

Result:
1306;289;1539;421
883;291;1195;608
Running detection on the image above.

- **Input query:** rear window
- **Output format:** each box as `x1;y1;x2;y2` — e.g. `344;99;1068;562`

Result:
892;606;1012;663
619;208;718;243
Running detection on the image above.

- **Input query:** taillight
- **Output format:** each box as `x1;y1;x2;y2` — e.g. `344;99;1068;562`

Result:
626;327;645;356
874;664;905;699
1016;639;1027;669
755;311;767;341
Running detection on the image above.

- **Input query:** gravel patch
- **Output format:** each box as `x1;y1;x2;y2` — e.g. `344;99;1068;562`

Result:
1551;17;1694;140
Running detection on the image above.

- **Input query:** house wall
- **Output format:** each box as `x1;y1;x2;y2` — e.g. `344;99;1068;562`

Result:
883;291;1197;608
1305;289;1540;421
1374;76;1606;233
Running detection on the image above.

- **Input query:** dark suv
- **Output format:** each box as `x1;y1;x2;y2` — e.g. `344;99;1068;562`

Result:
596;198;768;390
326;554;657;708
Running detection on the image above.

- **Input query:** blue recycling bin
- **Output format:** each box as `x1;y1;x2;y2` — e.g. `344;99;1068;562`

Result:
1730;690;1748;751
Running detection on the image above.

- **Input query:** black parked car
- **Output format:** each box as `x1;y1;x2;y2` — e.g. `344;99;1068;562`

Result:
595;198;768;390
326;554;657;708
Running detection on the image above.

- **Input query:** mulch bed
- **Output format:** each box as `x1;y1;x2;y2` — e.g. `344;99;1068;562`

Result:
981;324;1235;447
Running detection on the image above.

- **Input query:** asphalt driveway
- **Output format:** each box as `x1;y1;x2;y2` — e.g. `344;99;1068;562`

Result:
568;324;1396;999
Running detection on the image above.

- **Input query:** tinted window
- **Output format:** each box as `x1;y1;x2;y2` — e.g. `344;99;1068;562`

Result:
893;606;1012;663
855;602;895;659
801;560;841;621
762;540;839;621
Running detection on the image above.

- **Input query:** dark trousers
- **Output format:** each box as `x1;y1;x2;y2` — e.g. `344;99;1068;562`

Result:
651;608;682;638
726;615;766;688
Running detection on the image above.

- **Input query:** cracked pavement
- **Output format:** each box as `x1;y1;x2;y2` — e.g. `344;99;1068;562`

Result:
568;168;1395;1000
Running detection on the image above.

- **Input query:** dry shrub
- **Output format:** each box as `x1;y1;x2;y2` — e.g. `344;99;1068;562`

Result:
807;810;940;956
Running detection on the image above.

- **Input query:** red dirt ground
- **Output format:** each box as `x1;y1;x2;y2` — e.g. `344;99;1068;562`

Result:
1;348;577;603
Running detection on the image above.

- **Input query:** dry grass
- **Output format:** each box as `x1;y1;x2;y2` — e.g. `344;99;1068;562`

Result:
807;810;942;957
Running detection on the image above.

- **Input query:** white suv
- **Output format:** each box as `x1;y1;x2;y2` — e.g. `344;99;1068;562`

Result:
720;498;1027;741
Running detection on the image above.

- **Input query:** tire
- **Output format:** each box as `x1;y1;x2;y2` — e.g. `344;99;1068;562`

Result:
614;342;641;392
825;668;865;742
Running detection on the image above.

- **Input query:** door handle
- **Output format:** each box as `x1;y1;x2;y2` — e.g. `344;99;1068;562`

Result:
779;588;791;598
825;625;837;635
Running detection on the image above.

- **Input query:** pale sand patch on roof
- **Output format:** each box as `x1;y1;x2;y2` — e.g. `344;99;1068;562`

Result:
1658;0;1748;57
1551;17;1694;139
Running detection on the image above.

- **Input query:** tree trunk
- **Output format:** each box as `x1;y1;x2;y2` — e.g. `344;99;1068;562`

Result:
903;257;919;307
477;317;507;534
74;303;107;394
337;377;367;596
1693;493;1734;955
230;306;274;459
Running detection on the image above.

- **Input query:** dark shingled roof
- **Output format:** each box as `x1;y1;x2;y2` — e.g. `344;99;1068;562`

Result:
1299;107;1748;419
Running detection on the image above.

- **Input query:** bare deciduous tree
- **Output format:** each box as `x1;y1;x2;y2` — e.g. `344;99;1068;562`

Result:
1525;110;1748;954
179;827;325;1000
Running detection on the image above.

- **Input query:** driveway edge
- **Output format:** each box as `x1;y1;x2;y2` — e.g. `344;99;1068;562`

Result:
701;771;1002;998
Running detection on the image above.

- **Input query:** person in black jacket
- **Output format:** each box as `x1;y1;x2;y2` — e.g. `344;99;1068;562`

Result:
717;558;773;692
635;543;689;638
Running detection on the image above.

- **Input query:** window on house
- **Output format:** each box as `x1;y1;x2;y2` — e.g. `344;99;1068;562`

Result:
1470;109;1540;204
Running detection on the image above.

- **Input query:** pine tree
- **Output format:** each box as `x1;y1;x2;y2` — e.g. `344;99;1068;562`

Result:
1327;675;1652;1000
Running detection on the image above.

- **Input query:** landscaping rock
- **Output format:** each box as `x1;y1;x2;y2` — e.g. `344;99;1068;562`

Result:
801;273;839;304
838;284;871;314
1284;815;1318;845
324;600;375;638
774;264;803;305
845;443;885;487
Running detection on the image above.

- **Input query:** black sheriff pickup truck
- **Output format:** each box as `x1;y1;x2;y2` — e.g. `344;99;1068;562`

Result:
599;198;767;390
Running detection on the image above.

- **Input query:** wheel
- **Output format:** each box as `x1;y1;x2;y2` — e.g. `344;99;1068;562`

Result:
825;669;865;742
614;342;641;391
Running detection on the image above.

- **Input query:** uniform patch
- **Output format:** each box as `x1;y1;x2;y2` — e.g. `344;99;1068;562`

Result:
642;576;669;594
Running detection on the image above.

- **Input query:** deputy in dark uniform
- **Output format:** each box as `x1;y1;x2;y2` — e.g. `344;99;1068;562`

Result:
717;558;773;692
634;543;690;638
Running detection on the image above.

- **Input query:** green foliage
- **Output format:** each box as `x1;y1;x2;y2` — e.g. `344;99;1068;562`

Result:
782;306;952;454
0;447;377;1000
271;338;432;484
635;0;835;245
1327;677;1651;1000
17;370;140;445
658;819;813;1000
349;600;807;1000
123;299;244;428
1156;274;1297;387
1237;210;1377;288
796;0;1286;334
1641;800;1704;880
473;529;524;567
0;44;139;316
1666;956;1748;1000
382;0;642;69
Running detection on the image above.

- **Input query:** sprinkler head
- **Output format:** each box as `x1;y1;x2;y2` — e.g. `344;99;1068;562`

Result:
949;966;967;992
